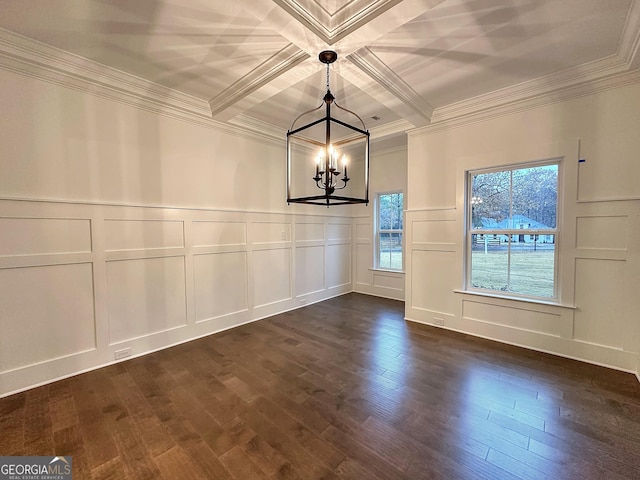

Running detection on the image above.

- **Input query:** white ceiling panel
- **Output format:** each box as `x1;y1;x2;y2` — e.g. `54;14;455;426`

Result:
369;0;633;107
0;0;291;98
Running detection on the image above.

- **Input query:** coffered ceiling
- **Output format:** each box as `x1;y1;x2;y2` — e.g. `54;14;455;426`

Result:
1;0;639;140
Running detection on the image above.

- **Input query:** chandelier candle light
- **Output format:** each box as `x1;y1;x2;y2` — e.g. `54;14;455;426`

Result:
286;50;370;206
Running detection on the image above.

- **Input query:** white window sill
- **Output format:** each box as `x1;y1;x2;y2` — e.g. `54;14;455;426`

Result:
453;289;576;309
369;268;405;275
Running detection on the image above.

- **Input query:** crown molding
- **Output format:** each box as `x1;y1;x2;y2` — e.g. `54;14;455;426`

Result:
0;28;287;146
273;0;402;44
229;114;284;142
422;0;640;131
411;67;640;137
369;118;413;139
370;140;407;156
430;54;632;124
0;28;211;117
348;47;433;125
231;113;413;147
208;44;309;118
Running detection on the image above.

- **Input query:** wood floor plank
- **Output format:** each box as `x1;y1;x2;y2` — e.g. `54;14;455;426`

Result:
53;425;94;480
0;393;25;455
2;293;640;479
241;433;290;477
91;456;131;480
23;386;53;454
202;416;256;457
173;439;234;480
71;374;122;470
528;437;629;480
334;456;388;480
219;445;270;480
251;395;345;469
239;408;339;480
321;424;409;480
154;446;207;480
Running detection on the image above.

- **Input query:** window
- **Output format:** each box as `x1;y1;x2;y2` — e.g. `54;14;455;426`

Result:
466;162;558;299
376;192;404;270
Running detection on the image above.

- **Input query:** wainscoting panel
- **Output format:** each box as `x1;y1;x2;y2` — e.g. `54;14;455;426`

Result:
192;221;247;247
104;219;184;251
355;243;372;286
574;258;627;348
0;217;91;256
462;299;563;336
412;218;457;246
327;222;351;241
0;199;355;397
252;222;291;244
354;222;370;243
326;243;351;288
295;222;324;242
576;215;628;251
0;263;96;373
295;245;325;296
410;249;456;314
106;256;188;344
373;272;404;292
253;248;291;307
193;251;248;322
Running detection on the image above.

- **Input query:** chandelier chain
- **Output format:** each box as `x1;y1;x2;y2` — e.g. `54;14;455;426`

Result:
326;62;330;91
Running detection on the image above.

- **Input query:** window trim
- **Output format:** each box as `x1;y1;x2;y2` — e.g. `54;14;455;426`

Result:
375;191;404;272
464;159;560;301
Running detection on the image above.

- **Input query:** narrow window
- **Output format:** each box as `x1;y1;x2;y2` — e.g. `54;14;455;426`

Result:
377;192;404;270
467;162;559;299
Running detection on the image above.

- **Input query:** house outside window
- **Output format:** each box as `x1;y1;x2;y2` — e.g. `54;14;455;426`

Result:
466;162;559;299
376;192;404;270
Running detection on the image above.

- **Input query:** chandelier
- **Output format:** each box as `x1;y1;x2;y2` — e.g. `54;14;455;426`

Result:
286;50;370;206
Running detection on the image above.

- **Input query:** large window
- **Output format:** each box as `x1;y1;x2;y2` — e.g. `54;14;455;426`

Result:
376;192;404;270
467;162;558;299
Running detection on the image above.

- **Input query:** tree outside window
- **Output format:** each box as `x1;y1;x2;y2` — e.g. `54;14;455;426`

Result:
377;192;404;270
467;163;558;298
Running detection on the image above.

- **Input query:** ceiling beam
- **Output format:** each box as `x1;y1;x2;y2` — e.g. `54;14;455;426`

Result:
619;0;640;69
348;47;433;126
271;0;404;45
209;43;309;120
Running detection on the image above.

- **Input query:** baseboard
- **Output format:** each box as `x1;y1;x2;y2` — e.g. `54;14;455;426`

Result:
405;315;638;376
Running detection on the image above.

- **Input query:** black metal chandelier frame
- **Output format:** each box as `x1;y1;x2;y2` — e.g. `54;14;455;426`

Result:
286;50;370;206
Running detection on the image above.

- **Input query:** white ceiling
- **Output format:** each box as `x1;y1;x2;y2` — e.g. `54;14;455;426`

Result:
1;0;639;139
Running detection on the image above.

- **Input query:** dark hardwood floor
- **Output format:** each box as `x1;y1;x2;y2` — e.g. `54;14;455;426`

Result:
2;293;640;479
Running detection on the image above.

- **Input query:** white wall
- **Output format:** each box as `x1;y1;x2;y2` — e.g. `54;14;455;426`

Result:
406;82;640;376
352;143;407;300
0;68;354;396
